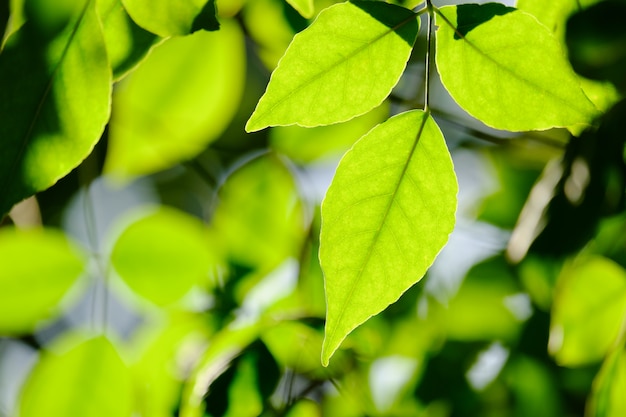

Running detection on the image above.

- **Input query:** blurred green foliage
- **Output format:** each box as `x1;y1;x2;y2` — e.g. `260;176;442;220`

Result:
1;0;626;417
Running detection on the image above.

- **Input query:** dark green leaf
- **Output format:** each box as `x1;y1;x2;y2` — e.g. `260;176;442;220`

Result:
0;0;110;216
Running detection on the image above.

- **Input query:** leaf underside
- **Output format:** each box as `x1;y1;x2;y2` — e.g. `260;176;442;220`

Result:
246;1;419;131
320;110;458;366
435;4;599;132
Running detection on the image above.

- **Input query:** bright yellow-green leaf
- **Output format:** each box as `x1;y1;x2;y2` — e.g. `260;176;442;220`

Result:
105;20;245;179
97;0;157;80
110;206;216;306
516;0;619;113
320;110;458;366
122;0;219;37
285;399;322;417
270;103;389;163
549;256;626;366
588;343;626;417
211;154;305;272
19;335;132;417
0;227;85;334
435;4;599;132
287;0;314;18
0;0;110;216
245;1;419;131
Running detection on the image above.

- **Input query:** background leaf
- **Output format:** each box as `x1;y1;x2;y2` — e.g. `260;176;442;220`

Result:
549;256;626;366
0;227;85;334
97;0;157;80
320;110;457;366
435;4;599;132
210;154;306;274
588;343;626;417
122;0;219;37
0;0;110;216
105;20;245;179
287;0;315;18
110;206;217;306
19;335;132;417
245;1;418;131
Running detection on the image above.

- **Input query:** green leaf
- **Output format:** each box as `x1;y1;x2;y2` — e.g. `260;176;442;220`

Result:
19;335;132;417
435;4;599;132
588;343;626;417
245;1;418;131
97;0;158;80
122;0;219;37
0;0;110;216
320;110;458;366
0;227;85;334
211;154;305;272
105;20;245;179
180;323;265;417
549;256;626;366
110;206;217;306
287;0;314;18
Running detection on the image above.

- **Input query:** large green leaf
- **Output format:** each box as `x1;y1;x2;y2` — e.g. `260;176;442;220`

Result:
320;110;458;366
0;227;85;334
97;0;157;80
549;256;626;366
122;0;219;37
0;0;110;216
245;1;418;131
110;206;217;306
435;4;599;132
19;335;132;417
105;20;245;179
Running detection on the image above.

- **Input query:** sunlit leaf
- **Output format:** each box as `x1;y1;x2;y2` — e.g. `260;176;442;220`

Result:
588;343;626;417
0;228;85;334
0;0;110;216
110;206;217;306
435;4;599;132
211;154;305;272
105;20;245;179
270;103;389;163
516;0;620;111
245;1;418;131
122;0;219;37
549;256;626;366
320;110;457;366
97;0;157;80
287;0;314;18
285;399;322;417
19;335;132;417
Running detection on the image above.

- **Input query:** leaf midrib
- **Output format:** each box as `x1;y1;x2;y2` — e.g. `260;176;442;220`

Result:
0;0;93;205
325;111;429;354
